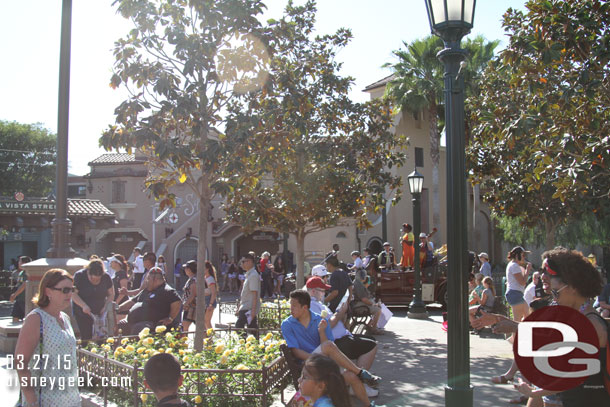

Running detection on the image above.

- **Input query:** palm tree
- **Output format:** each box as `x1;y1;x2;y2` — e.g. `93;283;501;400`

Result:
384;36;445;243
384;35;499;244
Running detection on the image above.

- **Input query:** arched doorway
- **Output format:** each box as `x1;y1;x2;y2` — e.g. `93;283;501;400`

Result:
367;237;383;255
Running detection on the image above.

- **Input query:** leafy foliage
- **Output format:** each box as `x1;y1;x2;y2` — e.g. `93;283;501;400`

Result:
468;0;610;248
0;121;56;198
100;0;268;349
221;1;404;286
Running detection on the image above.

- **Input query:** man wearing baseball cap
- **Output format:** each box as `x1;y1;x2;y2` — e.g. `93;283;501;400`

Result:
377;242;395;271
306;277;380;399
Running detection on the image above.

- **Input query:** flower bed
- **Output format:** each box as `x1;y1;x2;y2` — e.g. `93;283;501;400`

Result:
219;299;291;329
78;326;291;406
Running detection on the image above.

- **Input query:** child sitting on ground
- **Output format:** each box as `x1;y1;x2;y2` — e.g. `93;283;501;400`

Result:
144;353;192;407
299;354;353;407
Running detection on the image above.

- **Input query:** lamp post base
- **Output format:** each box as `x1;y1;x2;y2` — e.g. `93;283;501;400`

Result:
407;301;429;319
445;384;473;406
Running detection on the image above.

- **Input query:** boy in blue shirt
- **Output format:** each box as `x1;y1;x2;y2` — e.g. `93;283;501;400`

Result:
282;290;381;407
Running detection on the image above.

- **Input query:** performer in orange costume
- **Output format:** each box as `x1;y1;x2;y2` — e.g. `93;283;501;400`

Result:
400;223;414;269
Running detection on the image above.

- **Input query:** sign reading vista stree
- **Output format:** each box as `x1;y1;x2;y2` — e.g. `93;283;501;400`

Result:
0;200;56;213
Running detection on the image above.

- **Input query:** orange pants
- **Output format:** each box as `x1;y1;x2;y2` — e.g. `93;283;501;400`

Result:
401;243;414;268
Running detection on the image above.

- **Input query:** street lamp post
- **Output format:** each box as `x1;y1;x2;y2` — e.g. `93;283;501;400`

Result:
424;1;476;406
407;168;428;319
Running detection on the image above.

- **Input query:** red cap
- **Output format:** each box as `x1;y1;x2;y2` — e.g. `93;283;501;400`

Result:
305;276;331;291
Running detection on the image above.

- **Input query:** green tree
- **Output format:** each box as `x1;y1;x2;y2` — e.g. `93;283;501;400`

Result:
221;1;404;288
0;121;56;197
468;0;610;249
384;35;498;245
100;0;267;350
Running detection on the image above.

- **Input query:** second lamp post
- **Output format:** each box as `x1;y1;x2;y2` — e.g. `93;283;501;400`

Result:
407;168;428;319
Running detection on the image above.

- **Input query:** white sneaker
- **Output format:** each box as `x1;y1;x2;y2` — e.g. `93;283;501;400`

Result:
349;384;379;398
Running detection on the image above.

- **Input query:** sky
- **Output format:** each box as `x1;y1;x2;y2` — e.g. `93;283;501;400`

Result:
0;0;526;176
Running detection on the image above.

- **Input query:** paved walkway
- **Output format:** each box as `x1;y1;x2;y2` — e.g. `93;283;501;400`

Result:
0;298;523;406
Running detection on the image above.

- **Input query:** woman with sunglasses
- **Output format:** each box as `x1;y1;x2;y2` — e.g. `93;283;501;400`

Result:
71;258;114;340
14;268;80;407
513;248;609;407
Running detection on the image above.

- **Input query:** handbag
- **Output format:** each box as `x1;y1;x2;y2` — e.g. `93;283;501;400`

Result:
377;302;393;329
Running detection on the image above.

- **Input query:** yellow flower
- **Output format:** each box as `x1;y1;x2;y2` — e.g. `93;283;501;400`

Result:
263;332;273;342
235;364;248;370
259;344;265;350
265;345;273;352
179;349;185;356
214;344;225;354
102;344;111;352
222;350;231;358
183;355;190;363
145;337;154;345
246;335;255;343
125;345;135;353
219;355;228;365
257;361;262;367
181;336;189;342
158;348;165;353
166;348;173;354
106;337;115;344
155;325;167;333
138;327;150;339
116;346;125;353
165;332;173;341
121;337;129;345
194;395;202;404
141;394;148;402
205;377;215;386
137;347;146;354
90;348;97;354
239;339;245;345
206;328;214;336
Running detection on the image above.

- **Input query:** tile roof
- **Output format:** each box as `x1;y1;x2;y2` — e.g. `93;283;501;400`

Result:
68;199;115;218
363;74;396;92
88;153;146;166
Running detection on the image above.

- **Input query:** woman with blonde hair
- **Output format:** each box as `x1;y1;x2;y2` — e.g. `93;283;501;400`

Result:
14;268;80;407
204;261;218;330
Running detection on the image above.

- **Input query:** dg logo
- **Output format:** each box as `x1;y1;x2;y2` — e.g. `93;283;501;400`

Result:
514;305;600;391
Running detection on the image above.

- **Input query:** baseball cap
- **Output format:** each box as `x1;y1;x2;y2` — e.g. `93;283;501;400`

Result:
383;242;390;247
305;276;331;291
478;252;489;260
182;260;197;272
312;265;328;277
419;233;427;238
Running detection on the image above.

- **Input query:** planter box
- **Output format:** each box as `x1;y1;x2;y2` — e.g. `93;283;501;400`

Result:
219;301;290;329
77;329;291;407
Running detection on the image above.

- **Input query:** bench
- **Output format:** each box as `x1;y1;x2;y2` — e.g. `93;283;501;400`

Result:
280;343;303;390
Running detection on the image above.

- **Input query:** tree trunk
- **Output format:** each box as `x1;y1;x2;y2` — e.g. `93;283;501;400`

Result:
295;228;306;289
429;103;441;246
544;217;557;250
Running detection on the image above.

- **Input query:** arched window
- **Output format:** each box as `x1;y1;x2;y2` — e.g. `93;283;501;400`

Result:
335;232;347;239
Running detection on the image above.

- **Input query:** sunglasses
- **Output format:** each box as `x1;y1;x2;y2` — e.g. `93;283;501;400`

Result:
50;286;75;294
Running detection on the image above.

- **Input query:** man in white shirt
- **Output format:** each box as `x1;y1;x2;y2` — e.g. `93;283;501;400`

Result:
132;247;145;288
523;271;540;306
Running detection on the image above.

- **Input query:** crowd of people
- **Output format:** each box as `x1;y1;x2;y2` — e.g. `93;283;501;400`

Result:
9;240;609;407
469;246;610;407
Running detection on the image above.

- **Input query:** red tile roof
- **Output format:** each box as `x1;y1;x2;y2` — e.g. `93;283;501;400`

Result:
88;153;146;166
68;199;115;218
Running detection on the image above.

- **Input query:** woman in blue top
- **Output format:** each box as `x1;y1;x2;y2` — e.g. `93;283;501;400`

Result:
299;354;352;407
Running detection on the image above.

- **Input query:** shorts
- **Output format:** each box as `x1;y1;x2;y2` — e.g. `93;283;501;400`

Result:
205;295;217;308
183;306;196;323
335;334;377;360
505;289;526;306
276;275;284;284
312;342;346;374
